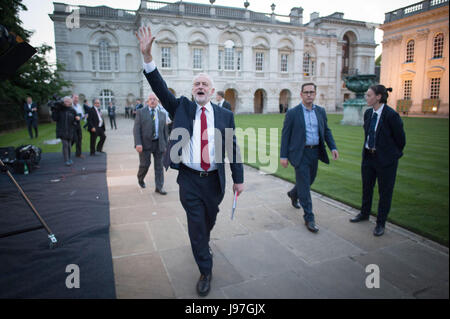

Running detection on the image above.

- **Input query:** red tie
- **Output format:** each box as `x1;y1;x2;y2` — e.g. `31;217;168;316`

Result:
200;107;210;171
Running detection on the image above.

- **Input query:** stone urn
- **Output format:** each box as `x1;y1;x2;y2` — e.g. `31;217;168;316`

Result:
341;74;377;126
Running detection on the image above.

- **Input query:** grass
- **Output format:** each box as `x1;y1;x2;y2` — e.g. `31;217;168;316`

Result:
0;122;92;154
234;113;449;246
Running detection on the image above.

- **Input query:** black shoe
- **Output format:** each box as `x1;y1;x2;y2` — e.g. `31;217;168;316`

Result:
350;213;370;223
373;224;385;237
305;220;319;233
155;188;167;195
138;181;146;188
287;191;301;209
196;273;212;297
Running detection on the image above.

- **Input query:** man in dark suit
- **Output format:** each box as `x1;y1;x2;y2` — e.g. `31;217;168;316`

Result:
136;26;244;297
215;91;232;111
72;94;85;158
350;85;406;237
87;99;106;156
134;93;169;194
107;101;117;130
23;96;38;139
280;83;339;233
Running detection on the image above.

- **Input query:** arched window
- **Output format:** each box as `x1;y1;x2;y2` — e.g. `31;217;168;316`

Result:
224;40;235;71
406;40;415;62
303;52;315;76
99;89;114;111
433;33;444;58
342;35;350;74
99;40;111;71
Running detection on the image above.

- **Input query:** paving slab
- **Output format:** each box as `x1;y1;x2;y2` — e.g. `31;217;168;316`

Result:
215;232;306;281
113;252;175;299
221;271;322;299
159;243;245;298
293;256;409;299
110;223;155;257
148;217;191;251
270;225;365;264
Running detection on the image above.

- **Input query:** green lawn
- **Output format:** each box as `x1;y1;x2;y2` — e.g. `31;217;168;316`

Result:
0;122;91;154
234;113;449;246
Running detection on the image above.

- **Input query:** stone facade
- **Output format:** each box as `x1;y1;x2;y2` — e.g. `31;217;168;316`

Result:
50;1;377;113
380;0;449;115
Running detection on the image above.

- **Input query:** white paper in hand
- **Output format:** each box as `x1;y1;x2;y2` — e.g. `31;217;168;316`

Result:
231;191;238;220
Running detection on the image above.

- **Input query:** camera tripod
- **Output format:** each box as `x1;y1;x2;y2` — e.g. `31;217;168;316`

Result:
0;158;58;248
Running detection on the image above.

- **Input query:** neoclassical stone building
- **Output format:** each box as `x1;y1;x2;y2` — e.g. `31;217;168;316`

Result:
380;0;449;115
50;0;377;113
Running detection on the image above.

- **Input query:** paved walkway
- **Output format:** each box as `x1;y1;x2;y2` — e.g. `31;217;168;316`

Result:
104;117;448;299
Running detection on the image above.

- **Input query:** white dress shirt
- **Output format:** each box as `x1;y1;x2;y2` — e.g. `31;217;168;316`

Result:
365;104;384;149
94;106;103;128
143;60;216;171
72;103;85;119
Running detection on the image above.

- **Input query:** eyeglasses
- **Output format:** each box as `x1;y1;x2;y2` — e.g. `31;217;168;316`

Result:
302;91;316;95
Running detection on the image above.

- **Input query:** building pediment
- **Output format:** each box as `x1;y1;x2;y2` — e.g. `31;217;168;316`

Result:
156;37;177;45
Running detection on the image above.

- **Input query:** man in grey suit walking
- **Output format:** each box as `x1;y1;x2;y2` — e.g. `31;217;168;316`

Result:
280;83;339;233
134;93;169;195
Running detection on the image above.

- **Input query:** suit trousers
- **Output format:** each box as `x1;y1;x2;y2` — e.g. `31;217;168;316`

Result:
61;139;71;162
361;151;398;226
178;166;224;276
89;127;106;154
288;148;319;222
26;117;38;138
109;116;117;129
72;124;82;156
137;139;164;190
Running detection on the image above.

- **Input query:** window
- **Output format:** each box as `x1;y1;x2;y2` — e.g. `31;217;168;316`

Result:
406;40;415;62
256;52;264;71
99;40;111;71
403;80;412;100
224;47;235;71
303;52;315;76
218;49;223;70
281;54;288;72
114;52;119;71
433;33;444;58
91;51;96;71
193;48;203;70
430;78;441;99
161;47;171;68
99;89;114;111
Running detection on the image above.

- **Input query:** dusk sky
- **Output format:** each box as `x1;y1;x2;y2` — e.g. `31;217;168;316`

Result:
19;0;418;64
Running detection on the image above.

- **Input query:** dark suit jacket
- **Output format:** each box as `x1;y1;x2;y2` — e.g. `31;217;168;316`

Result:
362;105;406;167
133;107;169;152
87;107;106;131
221;100;232;111
24;102;38;120
143;68;244;194
280;104;337;167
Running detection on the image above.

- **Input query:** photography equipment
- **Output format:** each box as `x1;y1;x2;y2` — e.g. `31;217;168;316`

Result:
0;158;58;248
47;94;64;111
0;24;37;81
14;144;42;174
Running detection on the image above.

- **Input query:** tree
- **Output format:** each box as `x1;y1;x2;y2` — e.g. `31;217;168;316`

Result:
375;54;381;66
0;0;71;128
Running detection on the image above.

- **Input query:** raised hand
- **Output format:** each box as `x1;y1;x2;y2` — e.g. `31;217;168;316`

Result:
135;26;155;63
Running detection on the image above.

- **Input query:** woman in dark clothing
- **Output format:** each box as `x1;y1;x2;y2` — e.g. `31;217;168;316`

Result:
51;96;80;166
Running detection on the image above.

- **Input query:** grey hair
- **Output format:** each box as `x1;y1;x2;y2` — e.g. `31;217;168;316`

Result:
63;96;72;103
192;73;215;89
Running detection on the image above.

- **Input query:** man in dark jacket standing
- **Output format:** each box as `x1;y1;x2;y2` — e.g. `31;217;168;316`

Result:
350;85;406;237
24;96;38;139
108;101;117;130
87;99;107;156
51;96;80;166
